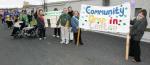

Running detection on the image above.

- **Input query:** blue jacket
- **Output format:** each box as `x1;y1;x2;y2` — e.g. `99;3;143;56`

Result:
71;16;79;33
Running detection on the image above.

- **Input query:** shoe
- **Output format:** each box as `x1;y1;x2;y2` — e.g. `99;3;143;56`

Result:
56;36;60;38
52;35;56;37
80;43;84;45
43;37;47;40
129;55;134;59
70;40;73;43
132;59;141;62
39;38;42;40
65;41;69;45
60;41;65;44
10;34;14;36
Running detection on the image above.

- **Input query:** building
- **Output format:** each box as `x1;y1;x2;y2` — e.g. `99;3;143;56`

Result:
14;0;150;28
45;0;150;28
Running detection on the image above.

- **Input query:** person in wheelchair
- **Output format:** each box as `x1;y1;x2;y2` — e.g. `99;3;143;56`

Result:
11;18;23;36
23;25;38;37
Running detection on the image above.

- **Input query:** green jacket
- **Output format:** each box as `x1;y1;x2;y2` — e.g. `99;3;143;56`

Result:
19;14;28;25
56;13;71;27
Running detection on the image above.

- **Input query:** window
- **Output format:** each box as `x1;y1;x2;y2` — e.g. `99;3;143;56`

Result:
102;0;110;6
135;8;142;17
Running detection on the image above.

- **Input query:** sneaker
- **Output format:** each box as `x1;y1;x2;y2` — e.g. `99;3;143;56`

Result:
43;37;47;40
70;40;73;43
132;59;141;62
56;36;60;38
80;43;84;45
65;41;69;45
39;38;42;40
10;34;14;36
52;35;56;37
60;41;65;44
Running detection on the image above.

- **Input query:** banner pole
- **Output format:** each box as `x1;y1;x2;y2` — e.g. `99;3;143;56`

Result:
77;28;81;46
125;33;130;60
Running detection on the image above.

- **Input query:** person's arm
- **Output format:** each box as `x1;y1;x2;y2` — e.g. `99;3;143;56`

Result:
130;18;136;25
71;17;77;29
136;19;147;34
56;15;62;26
130;19;147;35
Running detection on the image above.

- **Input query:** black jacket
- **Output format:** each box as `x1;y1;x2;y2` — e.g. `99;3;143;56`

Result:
130;18;148;41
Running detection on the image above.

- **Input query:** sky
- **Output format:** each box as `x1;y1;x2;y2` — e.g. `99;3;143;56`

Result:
0;0;73;8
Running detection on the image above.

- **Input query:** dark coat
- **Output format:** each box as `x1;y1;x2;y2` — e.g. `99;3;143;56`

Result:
68;11;74;17
36;16;45;29
130;18;148;41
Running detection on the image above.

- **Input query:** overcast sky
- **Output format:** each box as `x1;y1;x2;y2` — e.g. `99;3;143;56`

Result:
0;0;73;8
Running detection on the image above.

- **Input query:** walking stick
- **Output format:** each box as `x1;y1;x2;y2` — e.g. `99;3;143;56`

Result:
77;28;81;46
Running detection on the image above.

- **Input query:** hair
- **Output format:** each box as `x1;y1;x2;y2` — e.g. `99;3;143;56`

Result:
15;19;18;22
31;9;34;14
73;11;80;16
37;9;43;17
34;10;38;19
54;8;58;11
68;6;72;9
139;9;147;17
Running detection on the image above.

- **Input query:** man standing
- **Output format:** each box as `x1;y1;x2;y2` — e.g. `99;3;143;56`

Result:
68;6;74;42
57;8;71;44
129;9;148;62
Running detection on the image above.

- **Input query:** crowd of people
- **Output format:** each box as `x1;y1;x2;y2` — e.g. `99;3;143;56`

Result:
0;7;148;62
0;7;84;45
55;6;83;45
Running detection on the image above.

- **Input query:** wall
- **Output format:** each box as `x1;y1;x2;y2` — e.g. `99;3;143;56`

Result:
46;0;150;28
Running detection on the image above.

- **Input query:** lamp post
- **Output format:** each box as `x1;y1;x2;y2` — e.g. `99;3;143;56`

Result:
43;0;47;12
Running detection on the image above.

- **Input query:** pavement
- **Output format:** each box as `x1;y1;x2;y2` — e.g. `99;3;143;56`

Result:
0;26;150;65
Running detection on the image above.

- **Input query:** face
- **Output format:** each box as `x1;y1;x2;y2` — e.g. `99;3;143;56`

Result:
137;12;144;20
63;8;68;14
68;7;72;12
74;11;79;16
39;10;43;15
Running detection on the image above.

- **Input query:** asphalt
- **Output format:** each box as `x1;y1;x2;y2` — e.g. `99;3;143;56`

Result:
0;25;150;65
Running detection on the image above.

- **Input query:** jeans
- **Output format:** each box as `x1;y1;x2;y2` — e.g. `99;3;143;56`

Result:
129;38;141;62
54;28;60;36
38;28;46;38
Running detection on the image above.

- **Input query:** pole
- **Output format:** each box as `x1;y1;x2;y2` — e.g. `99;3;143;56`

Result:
43;0;47;12
77;28;81;46
125;33;130;60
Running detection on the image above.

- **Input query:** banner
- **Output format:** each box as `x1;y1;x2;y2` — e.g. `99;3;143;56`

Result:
79;2;130;33
44;11;62;28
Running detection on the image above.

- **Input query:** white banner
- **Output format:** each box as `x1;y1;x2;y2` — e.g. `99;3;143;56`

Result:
44;11;62;28
79;2;131;33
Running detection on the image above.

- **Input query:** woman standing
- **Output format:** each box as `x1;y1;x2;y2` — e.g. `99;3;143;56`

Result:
36;9;46;40
71;11;83;45
53;8;60;38
129;9;148;62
